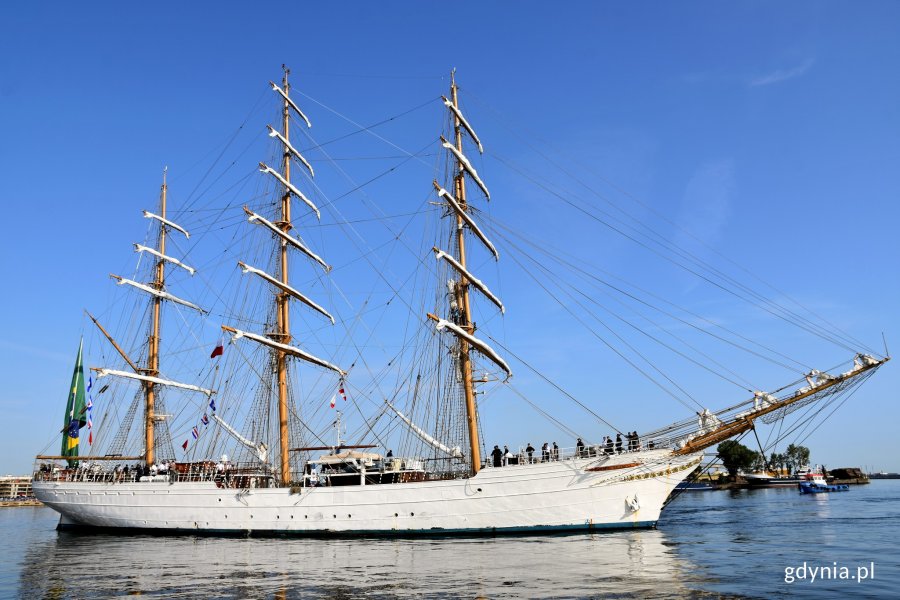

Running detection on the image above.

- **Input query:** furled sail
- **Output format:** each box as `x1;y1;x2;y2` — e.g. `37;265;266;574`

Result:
238;261;334;324
433;318;511;380
143;210;190;239
385;401;463;458
440;136;490;200
441;95;483;154
244;207;332;272
259;162;321;219
111;275;205;313
269;81;312;128
211;413;269;464
93;368;214;397
134;244;195;275
267;125;315;178
223;326;346;376
433;248;504;314
433;182;499;261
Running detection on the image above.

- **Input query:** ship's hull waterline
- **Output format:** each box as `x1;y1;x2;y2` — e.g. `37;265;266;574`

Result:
34;450;701;536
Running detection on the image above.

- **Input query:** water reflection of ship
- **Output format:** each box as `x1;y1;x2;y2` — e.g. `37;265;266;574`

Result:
19;515;706;598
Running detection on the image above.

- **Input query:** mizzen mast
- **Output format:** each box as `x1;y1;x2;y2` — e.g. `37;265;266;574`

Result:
144;169;167;466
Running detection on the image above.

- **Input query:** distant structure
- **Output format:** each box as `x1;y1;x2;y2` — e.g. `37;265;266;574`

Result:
0;476;33;498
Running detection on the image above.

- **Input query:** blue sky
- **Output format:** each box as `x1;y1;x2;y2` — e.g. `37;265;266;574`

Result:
1;2;898;474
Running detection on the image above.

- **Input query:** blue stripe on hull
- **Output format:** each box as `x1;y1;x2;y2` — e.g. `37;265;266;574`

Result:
57;519;658;538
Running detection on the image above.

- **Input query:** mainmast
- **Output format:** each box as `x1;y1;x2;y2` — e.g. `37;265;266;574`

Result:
450;73;481;475
145;168;167;466
228;66;342;486
275;66;293;486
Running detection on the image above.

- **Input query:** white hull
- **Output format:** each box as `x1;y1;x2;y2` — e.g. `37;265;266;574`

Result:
34;450;701;535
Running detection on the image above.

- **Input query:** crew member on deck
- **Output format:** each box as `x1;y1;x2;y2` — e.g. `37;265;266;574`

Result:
615;433;623;454
526;443;535;463
491;445;503;467
576;438;585;458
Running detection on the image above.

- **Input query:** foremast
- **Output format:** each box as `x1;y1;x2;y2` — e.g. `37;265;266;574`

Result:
431;72;509;475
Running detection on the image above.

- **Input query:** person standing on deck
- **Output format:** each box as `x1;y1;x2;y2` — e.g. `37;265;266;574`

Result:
491;445;503;467
615;434;623;454
552;442;559;461
576;438;585;458
526;443;535;463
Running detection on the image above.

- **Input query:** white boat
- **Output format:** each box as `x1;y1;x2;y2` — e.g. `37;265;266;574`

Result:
33;67;888;535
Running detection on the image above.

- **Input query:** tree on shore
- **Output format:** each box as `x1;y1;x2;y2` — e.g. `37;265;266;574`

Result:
784;444;811;474
717;440;757;478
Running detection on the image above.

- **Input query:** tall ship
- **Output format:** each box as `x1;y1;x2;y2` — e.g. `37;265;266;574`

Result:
33;67;889;535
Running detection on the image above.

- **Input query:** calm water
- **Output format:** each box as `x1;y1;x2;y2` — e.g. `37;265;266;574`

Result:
1;482;897;599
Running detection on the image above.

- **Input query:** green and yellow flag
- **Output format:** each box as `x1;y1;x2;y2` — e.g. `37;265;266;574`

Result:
61;338;87;466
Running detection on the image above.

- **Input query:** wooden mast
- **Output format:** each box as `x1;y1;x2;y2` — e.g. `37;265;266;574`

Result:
450;71;482;475
275;65;293;485
145;168;167;465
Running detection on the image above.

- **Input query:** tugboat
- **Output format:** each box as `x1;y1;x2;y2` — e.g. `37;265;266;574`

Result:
799;471;849;494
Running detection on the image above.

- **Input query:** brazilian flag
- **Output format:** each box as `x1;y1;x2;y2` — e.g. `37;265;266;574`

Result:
61;338;87;466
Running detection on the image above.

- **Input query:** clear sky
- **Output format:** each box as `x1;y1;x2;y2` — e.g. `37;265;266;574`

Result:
1;2;898;475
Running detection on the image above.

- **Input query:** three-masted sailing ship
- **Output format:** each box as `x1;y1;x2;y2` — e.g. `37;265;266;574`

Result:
32;67;889;534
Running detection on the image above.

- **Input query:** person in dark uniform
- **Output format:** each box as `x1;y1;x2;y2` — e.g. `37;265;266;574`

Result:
526;443;535;463
615;433;623;454
576;438;585;458
491;445;503;467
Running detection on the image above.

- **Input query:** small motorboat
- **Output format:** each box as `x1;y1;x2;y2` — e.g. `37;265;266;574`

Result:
799;472;849;494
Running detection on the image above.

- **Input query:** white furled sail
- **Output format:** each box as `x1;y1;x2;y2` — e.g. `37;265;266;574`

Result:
134;244;196;276
433;248;505;314
267;125;315;178
225;326;346;376
433;182;499;261
441;95;483;154
143;210;190;239
269;81;312;128
434;318;511;380
385;401;463;458
211;413;269;465
93;368;214;397
111;275;205;313
259;162;321;219
238;261;335;324
440;135;490;200
244;207;332;272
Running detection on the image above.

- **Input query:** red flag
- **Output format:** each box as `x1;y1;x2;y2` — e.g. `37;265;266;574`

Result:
329;394;336;409
182;440;189;451
210;336;224;359
339;383;347;402
88;431;93;445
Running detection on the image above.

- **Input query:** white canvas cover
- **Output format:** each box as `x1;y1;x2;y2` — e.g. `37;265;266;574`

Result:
267;125;315;177
433;249;504;313
112;276;205;313
434;319;511;380
434;184;499;261
143;210;190;239
270;81;312;128
238;261;334;324
259;162;321;219
134;244;195;275
441;96;484;154
94;368;214;397
227;327;346;376
245;208;332;272
441;136;490;200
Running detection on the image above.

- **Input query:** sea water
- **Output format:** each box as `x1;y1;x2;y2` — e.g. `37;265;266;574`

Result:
1;481;897;598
